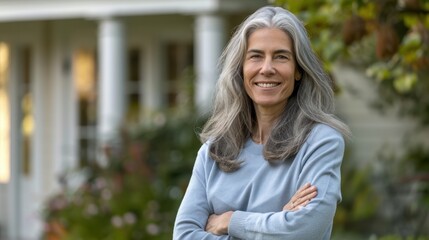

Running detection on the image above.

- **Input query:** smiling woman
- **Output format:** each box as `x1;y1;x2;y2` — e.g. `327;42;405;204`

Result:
174;6;351;240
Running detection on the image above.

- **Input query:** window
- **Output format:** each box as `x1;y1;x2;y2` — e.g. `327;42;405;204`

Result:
73;49;97;166
0;45;33;179
0;42;10;183
126;48;141;127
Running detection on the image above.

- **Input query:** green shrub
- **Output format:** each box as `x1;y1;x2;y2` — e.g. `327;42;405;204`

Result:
43;114;204;240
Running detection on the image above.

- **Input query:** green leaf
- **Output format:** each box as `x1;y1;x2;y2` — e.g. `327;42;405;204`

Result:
393;73;417;93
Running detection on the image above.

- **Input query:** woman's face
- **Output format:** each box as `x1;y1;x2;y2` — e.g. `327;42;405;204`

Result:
243;27;300;112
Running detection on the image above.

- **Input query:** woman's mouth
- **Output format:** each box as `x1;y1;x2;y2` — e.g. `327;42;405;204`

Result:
256;82;280;88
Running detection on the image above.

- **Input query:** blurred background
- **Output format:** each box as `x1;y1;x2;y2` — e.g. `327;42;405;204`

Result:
0;0;428;239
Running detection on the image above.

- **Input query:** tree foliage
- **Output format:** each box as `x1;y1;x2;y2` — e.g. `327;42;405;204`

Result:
276;0;429;123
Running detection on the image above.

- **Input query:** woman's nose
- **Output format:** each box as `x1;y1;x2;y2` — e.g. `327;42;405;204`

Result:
260;59;275;76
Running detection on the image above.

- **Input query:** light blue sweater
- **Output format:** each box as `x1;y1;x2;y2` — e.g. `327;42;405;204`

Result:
173;124;345;240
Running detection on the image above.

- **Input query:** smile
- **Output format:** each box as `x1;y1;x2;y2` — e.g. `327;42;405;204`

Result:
256;82;280;88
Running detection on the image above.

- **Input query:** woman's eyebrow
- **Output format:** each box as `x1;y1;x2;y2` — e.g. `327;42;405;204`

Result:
246;49;263;54
246;49;293;55
273;49;293;55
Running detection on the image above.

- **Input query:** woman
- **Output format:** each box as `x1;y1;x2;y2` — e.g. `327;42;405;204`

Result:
173;6;350;240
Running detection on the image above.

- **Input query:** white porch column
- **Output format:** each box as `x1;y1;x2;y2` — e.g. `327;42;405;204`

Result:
141;38;165;124
97;18;126;150
194;14;225;113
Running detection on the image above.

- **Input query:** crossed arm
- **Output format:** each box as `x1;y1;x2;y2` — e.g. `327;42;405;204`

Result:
205;183;318;235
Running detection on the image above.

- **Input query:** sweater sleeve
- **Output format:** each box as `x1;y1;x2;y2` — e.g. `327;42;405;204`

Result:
173;145;230;240
228;125;345;240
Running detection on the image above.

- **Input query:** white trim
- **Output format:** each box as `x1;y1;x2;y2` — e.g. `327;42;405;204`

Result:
0;0;267;22
52;39;80;182
29;30;47;239
7;44;23;240
0;0;216;22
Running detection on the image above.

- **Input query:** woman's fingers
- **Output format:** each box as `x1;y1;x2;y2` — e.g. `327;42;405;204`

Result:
291;183;311;201
298;182;311;192
283;183;317;211
296;185;317;203
294;190;317;206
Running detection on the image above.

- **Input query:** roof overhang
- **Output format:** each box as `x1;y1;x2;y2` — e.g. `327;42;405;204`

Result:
0;0;268;22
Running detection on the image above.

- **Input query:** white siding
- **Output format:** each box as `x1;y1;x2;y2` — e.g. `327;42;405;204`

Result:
334;62;422;168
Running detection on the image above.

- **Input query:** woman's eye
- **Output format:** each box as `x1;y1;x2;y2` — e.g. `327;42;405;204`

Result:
249;54;262;59
275;55;289;60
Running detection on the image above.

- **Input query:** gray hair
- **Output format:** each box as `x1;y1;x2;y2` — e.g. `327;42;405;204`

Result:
199;6;351;172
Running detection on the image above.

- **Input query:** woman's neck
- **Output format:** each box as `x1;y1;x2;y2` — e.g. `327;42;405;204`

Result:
252;106;283;144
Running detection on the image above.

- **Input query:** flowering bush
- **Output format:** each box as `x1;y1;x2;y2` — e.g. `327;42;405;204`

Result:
43;115;203;240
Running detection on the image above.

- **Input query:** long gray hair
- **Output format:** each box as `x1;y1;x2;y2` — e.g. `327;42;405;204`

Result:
199;6;351;172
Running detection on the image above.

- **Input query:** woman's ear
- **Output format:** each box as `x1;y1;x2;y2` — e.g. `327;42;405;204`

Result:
295;70;302;81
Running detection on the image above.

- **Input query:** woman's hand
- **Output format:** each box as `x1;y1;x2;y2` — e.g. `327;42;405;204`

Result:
205;211;233;235
283;183;317;211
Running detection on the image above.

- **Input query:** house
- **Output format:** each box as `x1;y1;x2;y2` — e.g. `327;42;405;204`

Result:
0;0;267;238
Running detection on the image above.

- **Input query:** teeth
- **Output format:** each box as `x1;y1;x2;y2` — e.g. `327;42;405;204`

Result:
256;83;279;88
